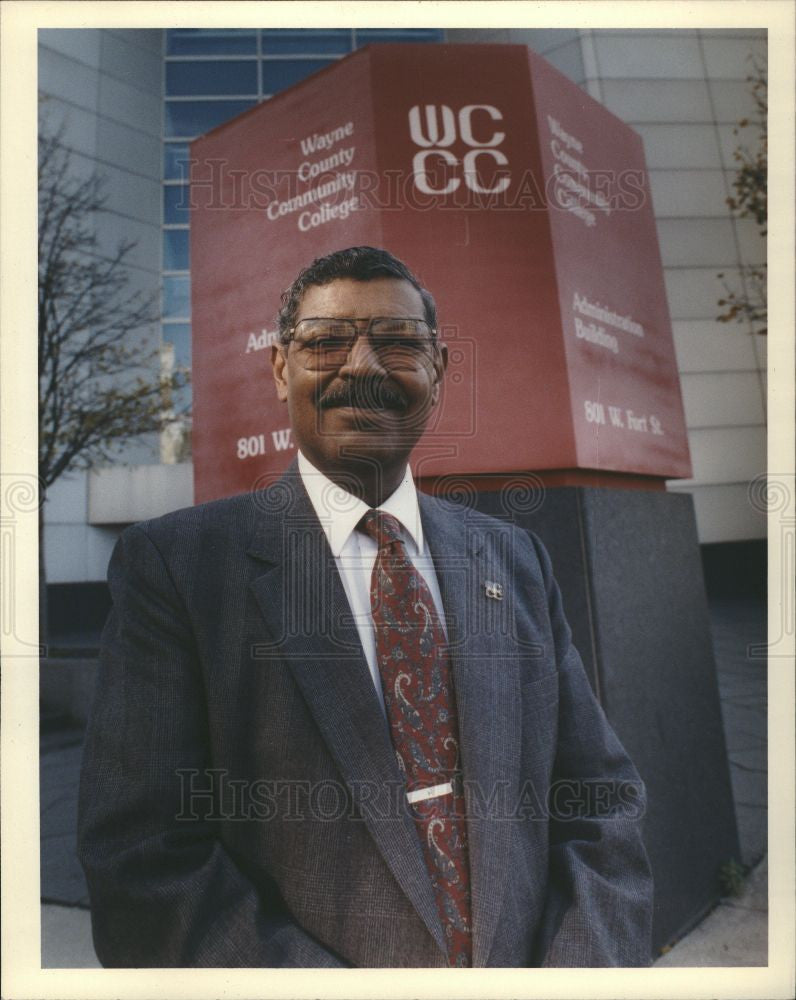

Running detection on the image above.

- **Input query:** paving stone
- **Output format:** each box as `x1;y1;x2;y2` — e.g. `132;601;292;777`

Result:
654;856;767;966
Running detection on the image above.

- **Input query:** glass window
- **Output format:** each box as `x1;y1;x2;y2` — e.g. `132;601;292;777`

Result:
164;186;190;225
356;29;444;44
163;323;192;367
166;60;258;97
173;382;192;415
262;30;352;55
166;29;257;56
163;276;191;319
164;143;192;181
163;229;190;271
261;59;335;94
165;99;257;139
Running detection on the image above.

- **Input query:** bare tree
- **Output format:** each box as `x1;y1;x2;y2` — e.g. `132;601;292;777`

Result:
717;58;767;336
38;125;189;641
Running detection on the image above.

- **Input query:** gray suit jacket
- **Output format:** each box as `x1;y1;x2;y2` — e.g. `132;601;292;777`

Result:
78;461;653;967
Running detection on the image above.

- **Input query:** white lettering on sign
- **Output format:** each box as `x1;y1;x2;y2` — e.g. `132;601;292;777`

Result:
408;105;457;147
298;195;359;232
546;115;612;228
583;401;665;436
571;293;646;357
271;428;293;451
264;121;359;233
237;434;267;459
235;429;295;459
245;328;279;354
408;104;510;195
299;121;354;156
574;316;619;354
297;146;355;182
266;172;356;221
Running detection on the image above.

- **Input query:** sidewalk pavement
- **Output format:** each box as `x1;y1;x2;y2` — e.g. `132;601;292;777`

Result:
654;855;767;966
39;593;767;969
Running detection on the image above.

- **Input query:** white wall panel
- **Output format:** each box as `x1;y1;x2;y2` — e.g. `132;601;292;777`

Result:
635;123;722;169
88;463;194;524
656;217;738;267
734;218;766;267
100;31;163;93
675;426;766;486
38;99;98;157
671;320;759;373
648;170;729;217
508;29;582;53
39;49;99;115
85;526;122;581
107;28;163;53
534;38;586;84
101;164;160;226
664;267;729;320
594;33;704;79
600;79;712;122
680;371;765;428
45;473;88;524
667;483;766;542
95;117;161;178
39;29;101;69
94;212;160;275
714;122;762;172
699;36;767;81
44;523;90;582
707;78;765;123
98;74;162;135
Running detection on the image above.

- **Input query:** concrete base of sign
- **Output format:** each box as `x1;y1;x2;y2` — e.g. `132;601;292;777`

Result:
467;484;742;956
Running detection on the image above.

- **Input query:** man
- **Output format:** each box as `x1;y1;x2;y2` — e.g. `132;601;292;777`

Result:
78;246;653;968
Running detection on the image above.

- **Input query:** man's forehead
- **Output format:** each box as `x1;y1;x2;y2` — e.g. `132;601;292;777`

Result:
295;277;425;318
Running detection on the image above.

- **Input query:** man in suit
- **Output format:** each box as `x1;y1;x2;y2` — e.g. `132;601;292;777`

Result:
78;246;653;968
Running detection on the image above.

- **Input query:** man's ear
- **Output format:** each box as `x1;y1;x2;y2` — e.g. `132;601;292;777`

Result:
271;343;289;402
431;341;448;404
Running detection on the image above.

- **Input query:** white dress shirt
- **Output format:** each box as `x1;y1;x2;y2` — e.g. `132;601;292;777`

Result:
297;451;448;714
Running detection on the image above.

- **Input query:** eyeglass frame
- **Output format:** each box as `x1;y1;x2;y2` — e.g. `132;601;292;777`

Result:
284;316;440;370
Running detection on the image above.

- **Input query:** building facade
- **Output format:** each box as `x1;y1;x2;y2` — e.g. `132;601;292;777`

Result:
38;27;767;618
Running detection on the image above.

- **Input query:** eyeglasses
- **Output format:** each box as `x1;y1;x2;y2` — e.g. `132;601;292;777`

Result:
288;317;437;371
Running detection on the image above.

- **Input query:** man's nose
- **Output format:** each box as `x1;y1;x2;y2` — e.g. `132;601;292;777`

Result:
338;325;387;375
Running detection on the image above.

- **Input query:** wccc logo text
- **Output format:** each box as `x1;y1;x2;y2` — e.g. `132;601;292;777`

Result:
408;104;510;196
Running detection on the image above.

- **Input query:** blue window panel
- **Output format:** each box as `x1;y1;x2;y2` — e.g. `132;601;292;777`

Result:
163;276;191;319
164;143;192;181
165;99;257;139
164;186;190;225
261;59;335;94
356;29;444;44
166;29;257;56
262;30;353;55
163;323;192;368
163;229;190;271
166;60;258;97
172;382;193;415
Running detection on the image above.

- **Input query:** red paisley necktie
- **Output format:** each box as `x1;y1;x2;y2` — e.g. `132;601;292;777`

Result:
358;509;472;967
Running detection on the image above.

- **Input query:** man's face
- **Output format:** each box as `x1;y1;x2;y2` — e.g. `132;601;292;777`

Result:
272;277;447;486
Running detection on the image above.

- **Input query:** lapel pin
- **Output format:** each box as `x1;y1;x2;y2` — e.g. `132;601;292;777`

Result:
484;581;503;600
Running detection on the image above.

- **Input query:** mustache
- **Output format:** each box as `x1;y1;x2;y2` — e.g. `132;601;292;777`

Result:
317;378;409;412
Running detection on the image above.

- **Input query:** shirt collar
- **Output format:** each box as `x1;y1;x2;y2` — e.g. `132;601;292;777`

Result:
297;451;424;557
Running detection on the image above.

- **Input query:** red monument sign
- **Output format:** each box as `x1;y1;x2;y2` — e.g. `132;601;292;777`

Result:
190;44;691;503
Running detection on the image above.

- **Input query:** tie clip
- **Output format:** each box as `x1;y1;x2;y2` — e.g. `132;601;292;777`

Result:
406;782;453;804
484;581;503;600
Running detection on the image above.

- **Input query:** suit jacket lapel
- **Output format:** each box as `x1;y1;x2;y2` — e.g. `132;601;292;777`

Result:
419;492;523;968
247;462;447;956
